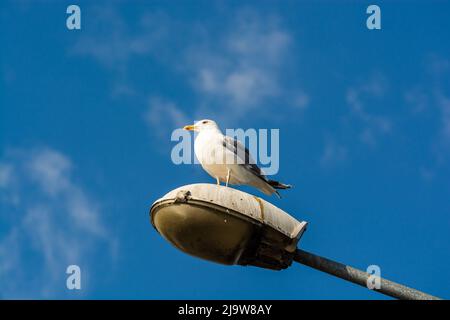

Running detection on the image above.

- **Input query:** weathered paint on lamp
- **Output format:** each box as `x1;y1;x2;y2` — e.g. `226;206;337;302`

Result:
150;183;307;270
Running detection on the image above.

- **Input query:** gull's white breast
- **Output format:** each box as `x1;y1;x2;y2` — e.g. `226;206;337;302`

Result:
194;131;240;183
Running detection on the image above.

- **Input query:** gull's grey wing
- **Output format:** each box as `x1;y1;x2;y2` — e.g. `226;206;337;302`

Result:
222;135;267;180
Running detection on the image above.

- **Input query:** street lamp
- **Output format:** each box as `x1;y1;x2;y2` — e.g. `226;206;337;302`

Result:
150;183;441;300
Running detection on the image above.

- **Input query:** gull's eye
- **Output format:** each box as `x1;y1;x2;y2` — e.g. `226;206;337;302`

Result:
202;120;208;124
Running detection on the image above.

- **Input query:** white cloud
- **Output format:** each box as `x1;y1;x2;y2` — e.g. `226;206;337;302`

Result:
427;54;450;76
404;87;429;114
144;97;189;138
70;7;171;100
404;55;450;148
426;56;450;148
402;54;450;179
320;138;348;168
71;7;168;71
319;73;390;169
0;228;19;277
346;73;392;147
185;11;293;118
0;162;19;206
27;149;72;196
436;93;450;142
292;91;310;110
0;163;13;188
0;147;114;298
70;6;309;133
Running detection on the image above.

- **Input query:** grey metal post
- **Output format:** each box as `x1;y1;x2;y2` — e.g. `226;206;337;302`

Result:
294;249;441;300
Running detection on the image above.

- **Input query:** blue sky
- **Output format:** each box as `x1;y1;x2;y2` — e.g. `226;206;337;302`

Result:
1;0;449;299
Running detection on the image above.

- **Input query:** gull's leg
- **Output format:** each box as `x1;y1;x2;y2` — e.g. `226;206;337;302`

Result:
216;176;220;186
226;169;231;187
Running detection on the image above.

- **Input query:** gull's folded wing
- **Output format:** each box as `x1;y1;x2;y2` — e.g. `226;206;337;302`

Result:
222;135;267;180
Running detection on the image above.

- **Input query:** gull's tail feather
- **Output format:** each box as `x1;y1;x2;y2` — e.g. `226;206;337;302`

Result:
267;180;292;190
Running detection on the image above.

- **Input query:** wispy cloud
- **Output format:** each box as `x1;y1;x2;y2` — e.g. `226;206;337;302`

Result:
403;54;450;179
436;91;450;144
318;73;391;169
71;7;168;72
70;7;171;99
0;163;13;188
346;73;392;147
0;162;19;205
292;90;310;110
187;12;290;103
426;53;450;76
0;147;115;298
183;10;301;122
70;6;308;129
405;55;450;149
320;138;348;168
27;149;72;196
144;97;189;138
404;86;430;114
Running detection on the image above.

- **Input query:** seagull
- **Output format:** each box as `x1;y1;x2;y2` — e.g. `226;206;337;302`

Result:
183;119;291;197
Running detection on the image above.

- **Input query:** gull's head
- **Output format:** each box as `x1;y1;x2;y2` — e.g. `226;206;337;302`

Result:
183;119;220;133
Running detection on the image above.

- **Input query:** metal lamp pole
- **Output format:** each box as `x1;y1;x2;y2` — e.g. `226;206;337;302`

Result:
151;184;443;300
294;249;441;300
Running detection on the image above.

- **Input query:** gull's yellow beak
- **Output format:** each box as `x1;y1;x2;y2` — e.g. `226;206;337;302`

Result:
183;124;196;131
